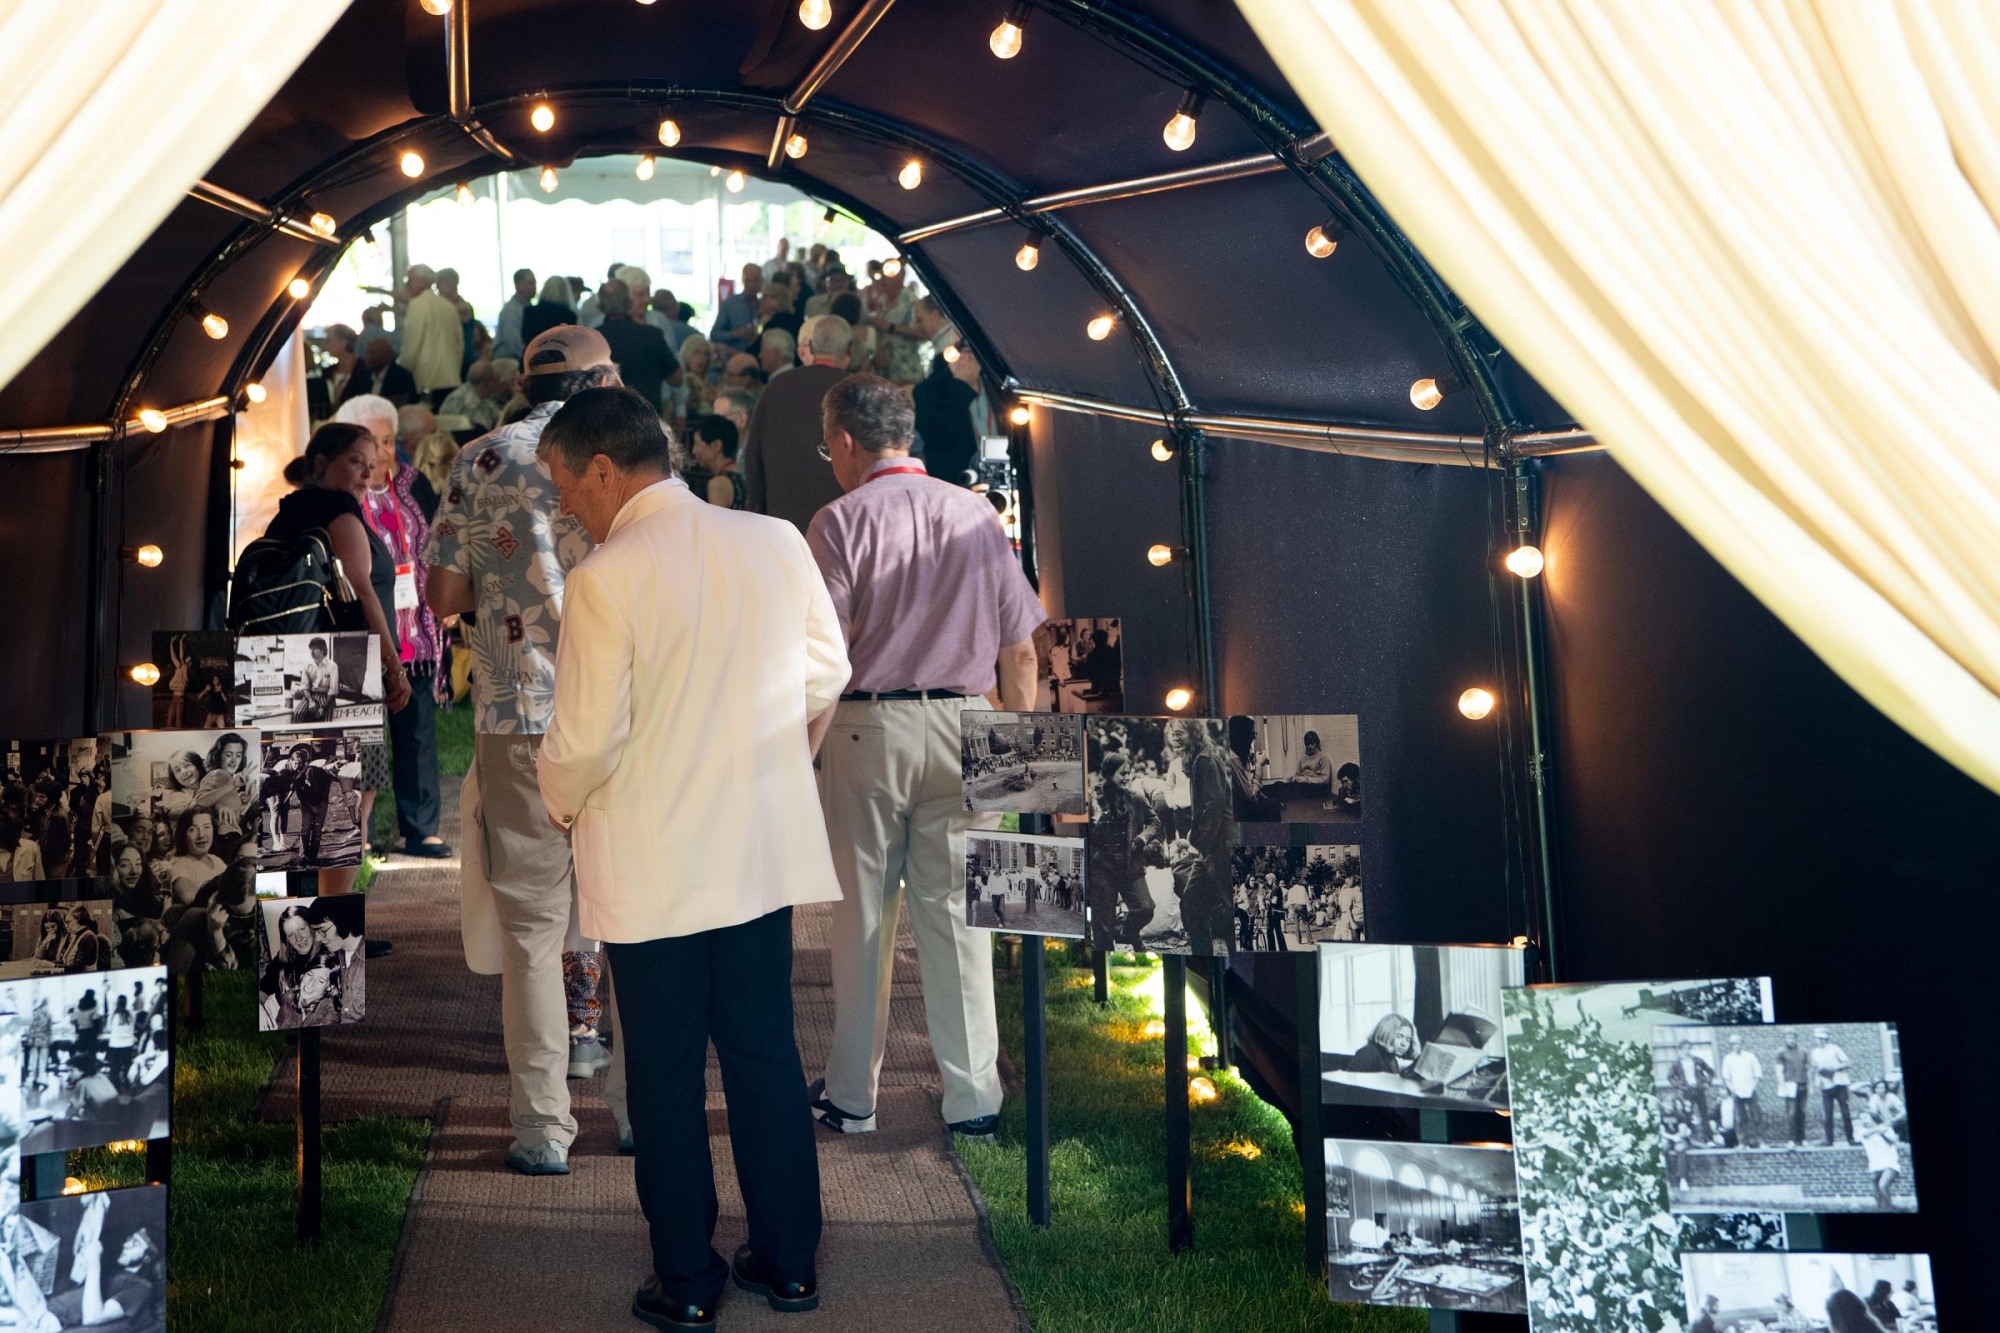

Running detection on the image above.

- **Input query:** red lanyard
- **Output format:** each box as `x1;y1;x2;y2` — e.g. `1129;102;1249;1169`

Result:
862;465;927;485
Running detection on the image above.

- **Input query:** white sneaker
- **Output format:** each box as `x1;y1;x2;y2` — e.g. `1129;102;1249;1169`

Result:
808;1077;876;1133
568;1036;612;1079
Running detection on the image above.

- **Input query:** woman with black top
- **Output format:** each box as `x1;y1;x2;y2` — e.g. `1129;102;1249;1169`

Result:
520;275;577;346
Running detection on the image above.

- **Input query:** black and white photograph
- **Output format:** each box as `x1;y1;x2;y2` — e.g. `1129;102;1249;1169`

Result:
19;968;171;1156
1084;716;1238;955
960;711;1085;815
0;902;120;979
235;631;384;731
1324;1138;1525;1315
1318;943;1521;1111
1503;978;1784;1333
963;833;1086;937
1679;1251;1937;1332
1034;617;1122;713
257;729;375;872
12;1185;168;1333
255;895;366;1030
1;737;110;892
1227;714;1362;824
150;630;240;730
1229;843;1363;951
104;728;262;905
1654;1022;1916;1214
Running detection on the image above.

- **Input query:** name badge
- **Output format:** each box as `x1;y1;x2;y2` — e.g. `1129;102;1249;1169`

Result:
394;562;419;611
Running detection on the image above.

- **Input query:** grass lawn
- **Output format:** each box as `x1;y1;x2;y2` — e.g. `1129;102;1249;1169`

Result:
958;950;1422;1333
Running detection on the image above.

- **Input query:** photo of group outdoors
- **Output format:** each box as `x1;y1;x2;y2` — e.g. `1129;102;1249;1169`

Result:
1226;714;1361;825
1;736;109;891
0;902;120;979
1318;943;1522;1111
1229;843;1363;950
1033;617;1122;713
1502;978;1785;1333
1655;1022;1916;1214
1679;1251;1936;1332
963;833;1086;937
19;968;171;1156
12;1185;168;1333
959;712;1084;816
1324;1139;1526;1315
257;730;377;872
1084;716;1238;955
255;895;366;1030
234;631;384;731
149;631;240;730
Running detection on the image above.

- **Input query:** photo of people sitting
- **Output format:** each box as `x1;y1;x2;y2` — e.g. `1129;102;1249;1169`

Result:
964;834;1086;938
1228;843;1363;950
8;1185;168;1333
959;712;1085;816
0;737;111;890
1679;1250;1937;1332
1318;943;1524;1112
255;895;366;1030
1324;1139;1526;1315
0;903;119;979
1226;714;1361;824
1033;618;1122;713
19;970;172;1156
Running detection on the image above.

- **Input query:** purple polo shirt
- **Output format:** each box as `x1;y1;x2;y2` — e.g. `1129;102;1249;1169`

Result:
807;456;1046;696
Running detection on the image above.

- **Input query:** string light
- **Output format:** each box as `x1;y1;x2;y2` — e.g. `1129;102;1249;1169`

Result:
1014;237;1040;271
1164;687;1193;712
418;0;452;13
1150;438;1174;462
784;131;809;160
136;409;167;434
199;308;228;340
1146;544;1178;567
942;344;961;364
121;544;165;567
881;257;903;277
455;181;475;205
307;212;337;238
725;169;746;193
1085;313;1116;341
243;382;268;405
1008;404;1031;426
1305;221;1343;258
817;206;837;238
635;154;656;181
989;2;1029;58
898;159;923;190
1504;544;1545;578
539;166;558;193
799;0;832;29
658;118;682;148
399;150;425;178
1410;370;1462;411
1162;91;1203;152
530;101;555;133
709;164;721;176
1457;687;1496;720
127;663;161;687
287;276;312;300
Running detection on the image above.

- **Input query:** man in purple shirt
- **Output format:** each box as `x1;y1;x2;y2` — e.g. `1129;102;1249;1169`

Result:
805;374;1044;1139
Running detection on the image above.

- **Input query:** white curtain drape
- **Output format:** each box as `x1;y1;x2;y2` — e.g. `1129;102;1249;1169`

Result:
0;0;351;397
1234;0;2000;795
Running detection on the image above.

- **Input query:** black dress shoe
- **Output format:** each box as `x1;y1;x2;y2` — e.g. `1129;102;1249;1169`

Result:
403;839;454;859
731;1244;819;1313
632;1277;717;1329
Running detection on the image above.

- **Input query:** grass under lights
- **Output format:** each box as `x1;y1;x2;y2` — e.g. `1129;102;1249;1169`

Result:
957;949;1421;1333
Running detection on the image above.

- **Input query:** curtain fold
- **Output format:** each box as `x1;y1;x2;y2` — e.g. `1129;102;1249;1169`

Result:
0;0;351;398
1235;0;2000;794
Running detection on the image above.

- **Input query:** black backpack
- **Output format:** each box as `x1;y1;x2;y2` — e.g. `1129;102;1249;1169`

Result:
226;528;360;635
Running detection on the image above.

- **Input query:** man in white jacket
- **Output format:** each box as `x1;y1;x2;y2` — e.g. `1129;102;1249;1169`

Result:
536;388;849;1330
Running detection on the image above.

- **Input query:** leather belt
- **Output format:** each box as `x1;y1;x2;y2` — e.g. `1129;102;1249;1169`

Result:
840;688;966;701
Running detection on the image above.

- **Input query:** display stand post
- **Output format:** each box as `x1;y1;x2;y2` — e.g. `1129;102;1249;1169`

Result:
183;966;204;1032
148;975;177;1188
297;1026;322;1244
1091;948;1108;1005
1296;953;1326;1278
1163;955;1192;1253
1022;940;1051;1227
1208;965;1231;1068
22;1153;64;1202
1419;1111;1461;1332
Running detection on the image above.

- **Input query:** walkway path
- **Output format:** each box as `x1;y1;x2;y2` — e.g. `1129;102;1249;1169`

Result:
265;794;1028;1332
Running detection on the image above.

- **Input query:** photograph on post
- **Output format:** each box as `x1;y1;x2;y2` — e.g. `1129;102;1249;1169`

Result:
14;1184;168;1333
255;895;366;1030
1653;1021;1915;1214
235;631;384;732
1324;1138;1525;1315
1084;716;1238;956
960;711;1085;816
1503;978;1786;1333
963;832;1085;938
104;728;262;906
1;736;110;894
1033;617;1122;714
18;967;171;1156
1679;1251;1936;1332
0;901;121;979
1317;943;1521;1111
257;729;378;872
150;631;240;730
1229;842;1363;951
1226;714;1361;825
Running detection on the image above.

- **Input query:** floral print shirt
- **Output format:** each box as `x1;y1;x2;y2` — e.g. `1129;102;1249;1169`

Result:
420;403;593;734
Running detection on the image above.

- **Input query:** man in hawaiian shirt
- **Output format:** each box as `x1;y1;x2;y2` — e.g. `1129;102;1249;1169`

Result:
423;325;619;1177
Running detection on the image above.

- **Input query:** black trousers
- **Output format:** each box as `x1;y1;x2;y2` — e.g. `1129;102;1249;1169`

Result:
607;907;821;1305
387;673;441;841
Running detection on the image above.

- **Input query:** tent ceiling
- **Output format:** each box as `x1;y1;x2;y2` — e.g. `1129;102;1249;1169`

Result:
0;0;1578;441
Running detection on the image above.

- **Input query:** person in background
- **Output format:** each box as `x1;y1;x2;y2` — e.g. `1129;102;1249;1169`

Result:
351;335;417;407
803;267;851;318
1347;1013;1418;1074
757;328;796;380
1768;1292;1812;1331
521;275;577;348
1825;1288;1892;1333
1718;1032;1763;1148
594;278;676;412
308;324;360;420
1811;1026;1856;1146
756;282;803;364
651;288;698;351
440;359;509;435
710;262;765;352
828;292;875;372
1670;1039;1719;1144
1688;1292;1722;1333
435;267;478;372
719;353;765;399
396;264;465;406
742;317;853;535
575;262;620;328
687;415;746;510
1775;1029;1811;1148
807;374;1044;1141
356;305;397;359
494;268;537;361
911;329;982;487
866;263;921;384
670;335;714;429
1856;1110;1904;1210
713;386;755;442
764;235;792;275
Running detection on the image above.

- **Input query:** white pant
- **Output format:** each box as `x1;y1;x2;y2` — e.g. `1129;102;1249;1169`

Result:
818;698;1001;1125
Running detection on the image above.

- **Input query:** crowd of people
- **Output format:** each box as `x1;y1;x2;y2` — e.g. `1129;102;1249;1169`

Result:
21;974;173;1157
0;743;106;888
1085;718;1237;955
1228;845;1362;950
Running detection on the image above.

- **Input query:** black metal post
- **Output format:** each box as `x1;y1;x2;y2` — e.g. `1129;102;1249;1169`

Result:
1163;955;1192;1253
1091;948;1108;1005
1296;953;1326;1278
80;440;114;733
1022;940;1051;1227
1510;464;1562;982
298;1025;322;1244
148;975;178;1188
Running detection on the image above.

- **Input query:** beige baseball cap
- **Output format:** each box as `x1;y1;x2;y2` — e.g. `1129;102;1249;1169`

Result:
523;324;614;375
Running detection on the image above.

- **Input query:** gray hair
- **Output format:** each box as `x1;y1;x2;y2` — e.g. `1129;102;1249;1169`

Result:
538;275;573;305
822;374;913;453
539;387;683;475
332;394;398;443
761;328;795;360
807;315;854;359
613;265;651;297
435;267;460;285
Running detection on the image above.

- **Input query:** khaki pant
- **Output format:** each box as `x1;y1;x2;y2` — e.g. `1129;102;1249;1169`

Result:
474;733;578;1149
818;698;1001;1125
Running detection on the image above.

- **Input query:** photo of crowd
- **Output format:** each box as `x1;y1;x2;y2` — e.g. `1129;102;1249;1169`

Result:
0;902;120;979
1084;716;1238;955
1325;1139;1526;1315
258;730;376;872
19;969;171;1156
9;1186;168;1333
1679;1251;1936;1332
959;712;1085;816
1318;943;1520;1111
0;737;110;892
150;631;240;731
1229;844;1363;951
235;631;385;732
255;895;366;1030
1226;715;1361;825
963;833;1086;938
1033;618;1122;713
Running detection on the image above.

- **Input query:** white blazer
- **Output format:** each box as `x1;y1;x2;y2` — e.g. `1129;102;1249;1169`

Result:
538;478;850;942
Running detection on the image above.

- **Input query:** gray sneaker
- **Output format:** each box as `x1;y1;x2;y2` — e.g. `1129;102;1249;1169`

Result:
568;1036;612;1079
505;1140;571;1176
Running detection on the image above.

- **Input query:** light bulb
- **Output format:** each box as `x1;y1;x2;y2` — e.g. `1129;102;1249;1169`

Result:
530;102;555;133
200;310;229;340
1162;92;1203;152
137;408;167;434
799;0;832;29
419;0;452;13
634;154;656;181
1008;404;1031;426
1086;314;1115;341
455;181;475;205
1410;377;1444;411
400;150;425;178
1457;687;1496;720
881;258;903;277
126;544;165;567
1190;1075;1219;1104
725;169;746;193
1504;544;1545;578
128;663;162;687
307;212;336;237
540;166;558;193
817;207;836;238
288;276;311;300
709;164;721;176
658;118;682;147
1014;238;1040;271
784;131;809;160
1146;544;1177;567
942;344;961;364
990;15;1023;59
1305;223;1340;258
1164;687;1193;712
1150;438;1174;462
243;382;268;405
898;159;923;190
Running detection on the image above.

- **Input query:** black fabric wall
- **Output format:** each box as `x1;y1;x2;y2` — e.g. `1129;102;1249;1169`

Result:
1539;450;1996;1312
0;452;93;737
